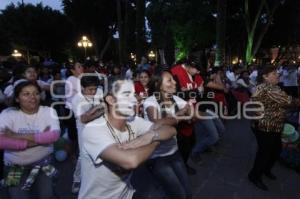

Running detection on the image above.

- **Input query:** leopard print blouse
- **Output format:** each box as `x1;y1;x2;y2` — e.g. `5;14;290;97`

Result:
251;83;299;133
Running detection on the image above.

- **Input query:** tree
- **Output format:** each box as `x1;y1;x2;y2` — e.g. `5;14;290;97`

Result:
244;0;282;65
116;0;137;64
0;3;72;61
147;0;215;65
214;0;227;67
262;0;300;47
135;0;146;63
62;0;140;63
62;0;117;60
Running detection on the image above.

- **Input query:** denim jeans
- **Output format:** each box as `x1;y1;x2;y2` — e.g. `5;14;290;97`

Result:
192;112;225;155
7;168;56;199
132;164;166;199
147;151;192;199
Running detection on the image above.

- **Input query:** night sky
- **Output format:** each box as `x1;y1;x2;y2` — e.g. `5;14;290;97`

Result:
0;0;62;10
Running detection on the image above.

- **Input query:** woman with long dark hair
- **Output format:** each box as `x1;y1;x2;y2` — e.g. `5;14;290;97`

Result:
143;70;192;199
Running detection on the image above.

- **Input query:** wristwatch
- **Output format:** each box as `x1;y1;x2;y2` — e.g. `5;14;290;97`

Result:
151;130;160;143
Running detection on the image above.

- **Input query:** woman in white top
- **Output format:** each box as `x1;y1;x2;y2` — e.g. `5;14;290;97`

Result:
232;70;251;103
143;70;192;199
0;81;60;199
64;62;84;153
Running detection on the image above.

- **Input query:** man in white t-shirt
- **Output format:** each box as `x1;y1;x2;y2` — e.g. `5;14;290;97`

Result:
71;75;105;193
79;79;177;199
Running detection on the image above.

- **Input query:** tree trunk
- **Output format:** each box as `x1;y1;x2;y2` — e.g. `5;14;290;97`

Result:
123;0;129;64
245;32;254;64
252;1;281;58
136;0;145;64
91;27;99;58
100;35;112;60
214;0;227;67
117;0;123;64
244;0;265;65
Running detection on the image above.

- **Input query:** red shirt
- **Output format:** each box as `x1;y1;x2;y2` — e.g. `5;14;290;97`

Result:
171;64;203;136
171;64;203;90
134;81;148;98
134;81;148;117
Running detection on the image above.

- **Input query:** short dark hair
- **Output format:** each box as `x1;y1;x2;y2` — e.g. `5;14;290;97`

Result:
21;65;36;74
104;78;129;110
138;70;150;77
13;81;42;108
84;60;98;68
66;62;82;77
257;65;277;84
80;75;100;88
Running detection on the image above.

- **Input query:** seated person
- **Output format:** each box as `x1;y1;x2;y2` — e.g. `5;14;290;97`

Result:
78;79;176;199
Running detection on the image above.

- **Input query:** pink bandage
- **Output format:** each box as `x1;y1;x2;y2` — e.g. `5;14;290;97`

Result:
34;130;60;145
0;135;28;150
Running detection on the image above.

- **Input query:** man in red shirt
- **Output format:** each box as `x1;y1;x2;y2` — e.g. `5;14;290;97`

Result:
171;58;204;174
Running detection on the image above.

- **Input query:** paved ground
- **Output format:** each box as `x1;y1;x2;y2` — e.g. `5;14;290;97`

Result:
189;119;300;199
1;119;299;199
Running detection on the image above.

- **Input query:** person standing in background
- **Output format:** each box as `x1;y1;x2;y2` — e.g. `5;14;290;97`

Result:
248;65;300;191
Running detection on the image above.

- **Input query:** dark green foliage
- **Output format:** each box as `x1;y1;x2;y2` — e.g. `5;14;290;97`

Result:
147;0;216;62
0;3;72;61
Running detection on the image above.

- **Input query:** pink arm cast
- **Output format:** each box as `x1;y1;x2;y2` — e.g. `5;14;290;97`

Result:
34;130;60;145
0;134;28;150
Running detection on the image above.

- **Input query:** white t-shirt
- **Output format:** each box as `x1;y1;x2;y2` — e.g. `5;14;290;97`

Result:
283;68;298;87
4;79;27;98
249;70;258;86
79;116;152;199
65;76;81;109
143;95;186;158
0;106;60;165
71;88;103;150
278;67;284;83
125;69;133;80
236;79;249;88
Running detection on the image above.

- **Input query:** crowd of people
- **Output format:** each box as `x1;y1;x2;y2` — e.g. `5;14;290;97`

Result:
0;57;300;198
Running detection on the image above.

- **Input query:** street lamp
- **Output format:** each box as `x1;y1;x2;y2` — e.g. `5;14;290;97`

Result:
130;53;136;63
77;36;93;58
11;50;22;58
148;50;155;60
232;57;238;65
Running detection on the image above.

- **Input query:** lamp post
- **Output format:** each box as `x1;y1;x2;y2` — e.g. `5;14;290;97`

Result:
11;50;22;58
148;50;156;60
77;36;93;58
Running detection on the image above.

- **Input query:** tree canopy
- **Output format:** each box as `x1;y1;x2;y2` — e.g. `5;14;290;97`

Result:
0;0;298;65
147;0;216;63
0;3;72;61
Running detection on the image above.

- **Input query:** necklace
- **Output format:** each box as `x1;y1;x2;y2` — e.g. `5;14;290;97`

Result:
104;115;135;144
